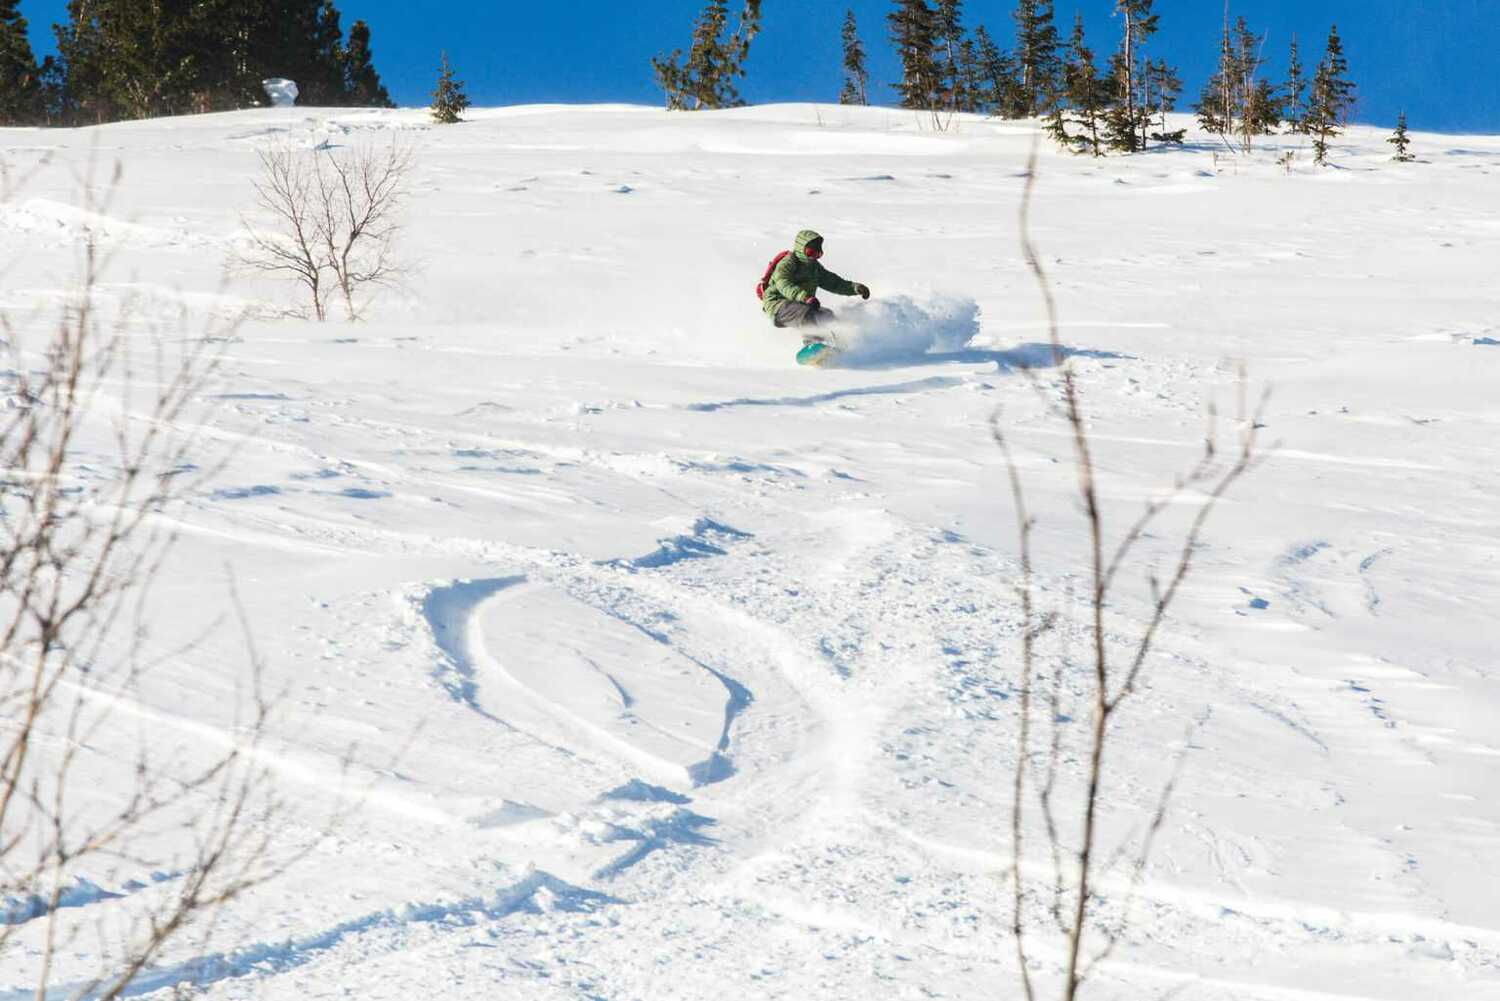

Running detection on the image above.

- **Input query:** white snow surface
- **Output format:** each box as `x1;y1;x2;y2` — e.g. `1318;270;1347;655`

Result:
2;103;1499;1000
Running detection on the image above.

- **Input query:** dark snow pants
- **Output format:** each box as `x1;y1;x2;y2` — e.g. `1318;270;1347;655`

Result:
772;301;835;330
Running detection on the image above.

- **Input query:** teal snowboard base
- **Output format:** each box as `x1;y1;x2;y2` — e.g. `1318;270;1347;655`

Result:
796;340;840;368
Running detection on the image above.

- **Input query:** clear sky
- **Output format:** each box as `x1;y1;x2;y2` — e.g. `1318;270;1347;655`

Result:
20;0;1499;133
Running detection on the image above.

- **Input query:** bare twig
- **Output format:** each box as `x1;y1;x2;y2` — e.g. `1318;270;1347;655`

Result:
0;161;306;1000
239;139;412;321
1002;138;1261;1001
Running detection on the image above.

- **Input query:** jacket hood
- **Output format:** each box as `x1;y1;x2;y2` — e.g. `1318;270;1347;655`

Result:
793;229;823;255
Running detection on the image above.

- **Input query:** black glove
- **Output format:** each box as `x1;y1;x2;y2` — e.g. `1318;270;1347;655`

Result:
854;283;871;300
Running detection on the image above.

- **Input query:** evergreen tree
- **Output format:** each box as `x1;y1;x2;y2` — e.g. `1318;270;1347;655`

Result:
1051;14;1110;157
1247;78;1281;136
1103;0;1159;153
652;0;761;110
53;0;107;123
933;0;964;111
44;0;389;124
1318;23;1355;124
1196;15;1279;150
888;0;942;111
1194;23;1231;139
93;0;222;119
1307;24;1355;165
299;1;347;105
0;0;39;125
955;37;981;113
1388;111;1414;162
838;8;868;106
36;55;65;123
1283;35;1306;133
1144;58;1183;144
343;20;393;107
1010;0;1061;118
1230;15;1269;151
430;51;469;124
972;25;1016;117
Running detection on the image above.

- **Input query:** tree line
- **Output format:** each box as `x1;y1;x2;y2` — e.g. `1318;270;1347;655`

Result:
655;1;1367;164
0;0;393;127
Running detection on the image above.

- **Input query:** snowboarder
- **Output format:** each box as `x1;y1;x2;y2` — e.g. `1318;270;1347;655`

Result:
759;230;870;330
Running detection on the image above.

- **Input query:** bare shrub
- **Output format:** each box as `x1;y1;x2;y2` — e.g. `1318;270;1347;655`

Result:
0;169;294;999
241;139;412;321
998;143;1264;1000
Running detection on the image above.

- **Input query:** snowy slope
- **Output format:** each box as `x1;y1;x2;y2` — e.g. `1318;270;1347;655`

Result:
2;103;1499;1000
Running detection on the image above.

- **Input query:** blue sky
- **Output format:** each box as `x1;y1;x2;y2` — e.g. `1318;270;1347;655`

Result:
21;1;1498;133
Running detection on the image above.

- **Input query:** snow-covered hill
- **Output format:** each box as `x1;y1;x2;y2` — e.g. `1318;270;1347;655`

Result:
2;104;1498;1000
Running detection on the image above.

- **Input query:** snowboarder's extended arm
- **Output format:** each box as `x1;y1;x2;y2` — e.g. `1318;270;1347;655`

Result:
814;263;861;298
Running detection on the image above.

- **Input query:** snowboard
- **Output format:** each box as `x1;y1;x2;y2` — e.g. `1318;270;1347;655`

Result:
795;336;841;368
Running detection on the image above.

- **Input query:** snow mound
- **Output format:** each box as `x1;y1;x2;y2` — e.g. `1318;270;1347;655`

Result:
262;79;298;107
831;293;980;367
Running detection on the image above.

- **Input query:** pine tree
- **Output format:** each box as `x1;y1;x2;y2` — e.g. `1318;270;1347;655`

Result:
838;9;868;106
1103;0;1159;153
1388;111;1414;162
43;0;389;123
91;0;225;119
343;20;393;107
1307;24;1355;165
1319;23;1355;124
430;51;469;124
955;37;981;113
1194;23;1231;139
299;1;347;105
52;0;106;123
1247;78;1281;136
972;25;1017;117
1052;14;1110;157
888;0;942;112
1230;16;1269;151
933;0;964;111
1144;58;1183;144
1010;0;1061;118
0;0;39;125
1283;36;1306;133
652;0;761;111
1195;15;1276;150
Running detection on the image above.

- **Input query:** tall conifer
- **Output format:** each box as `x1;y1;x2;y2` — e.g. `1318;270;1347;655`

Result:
1388;112;1414;162
1144;58;1183;143
0;0;39;125
972;25;1016;117
1307;24;1355;165
343;20;393;107
955;37;981;113
1052;13;1110;157
888;0;942;111
1283;36;1306;133
652;0;761;110
933;0;964;111
838;9;869;106
1010;0;1060;118
1194;23;1231;139
1104;0;1159;152
430;51;469;124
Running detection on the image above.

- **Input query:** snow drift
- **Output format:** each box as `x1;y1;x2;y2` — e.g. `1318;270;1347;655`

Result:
827;293;981;367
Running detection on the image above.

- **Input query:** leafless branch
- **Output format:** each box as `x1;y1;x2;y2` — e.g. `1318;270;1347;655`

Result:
1001;138;1262;1001
1;161;309;999
239;139;412;321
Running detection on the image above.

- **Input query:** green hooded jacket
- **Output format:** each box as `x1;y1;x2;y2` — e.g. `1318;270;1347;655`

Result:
761;229;860;319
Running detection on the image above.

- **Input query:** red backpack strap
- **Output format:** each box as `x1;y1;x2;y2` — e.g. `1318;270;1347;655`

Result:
756;250;792;300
